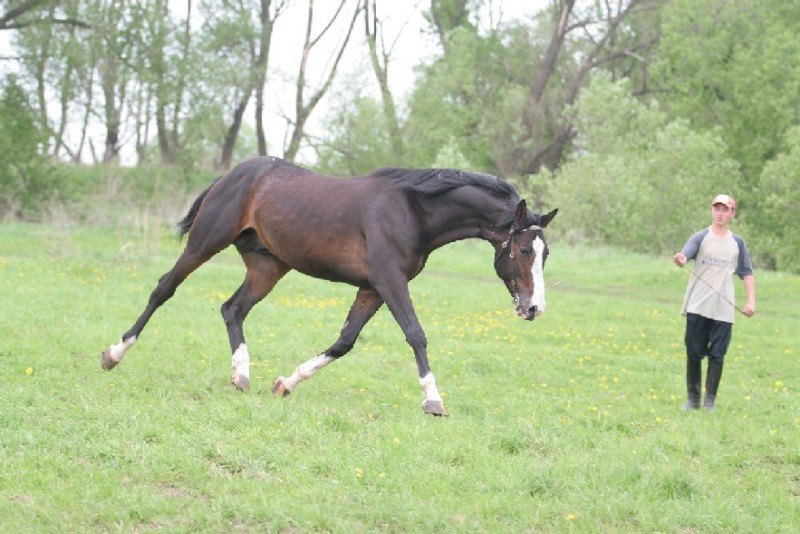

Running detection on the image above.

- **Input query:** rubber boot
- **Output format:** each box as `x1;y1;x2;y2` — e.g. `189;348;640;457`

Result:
683;357;702;410
704;358;724;410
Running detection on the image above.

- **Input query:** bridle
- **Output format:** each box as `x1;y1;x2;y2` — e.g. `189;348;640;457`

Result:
494;224;542;261
493;224;543;288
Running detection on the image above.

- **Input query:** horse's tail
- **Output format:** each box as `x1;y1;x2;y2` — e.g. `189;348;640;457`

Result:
177;178;219;239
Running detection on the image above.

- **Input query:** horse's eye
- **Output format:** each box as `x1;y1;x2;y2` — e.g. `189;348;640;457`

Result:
520;247;531;256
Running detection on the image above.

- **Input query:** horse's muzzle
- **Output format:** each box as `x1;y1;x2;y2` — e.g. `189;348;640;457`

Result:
515;301;545;321
515;303;536;321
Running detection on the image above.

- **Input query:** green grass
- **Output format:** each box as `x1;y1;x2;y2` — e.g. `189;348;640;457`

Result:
1;222;798;532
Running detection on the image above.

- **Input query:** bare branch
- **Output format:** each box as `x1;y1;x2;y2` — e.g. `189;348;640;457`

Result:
310;0;347;48
0;0;48;29
1;17;90;30
285;0;362;160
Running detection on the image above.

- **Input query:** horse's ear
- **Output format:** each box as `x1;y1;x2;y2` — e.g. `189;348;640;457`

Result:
514;200;528;228
540;208;558;228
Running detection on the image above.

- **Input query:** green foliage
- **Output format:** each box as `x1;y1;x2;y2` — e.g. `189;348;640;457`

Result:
403;27;504;170
314;94;396;176
0;76;57;218
652;0;800;184
1;225;798;530
402;16;581;177
546;73;741;253
432;137;474;169
171;100;230;171
751;126;800;272
56;163;214;201
4;162;215;228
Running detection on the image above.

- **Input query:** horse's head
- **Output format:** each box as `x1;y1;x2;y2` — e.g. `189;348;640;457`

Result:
493;200;558;321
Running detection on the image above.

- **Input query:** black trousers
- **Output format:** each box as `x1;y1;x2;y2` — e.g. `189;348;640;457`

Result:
685;313;732;361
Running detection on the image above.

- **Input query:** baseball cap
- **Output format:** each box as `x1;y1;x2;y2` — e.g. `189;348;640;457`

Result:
711;194;735;209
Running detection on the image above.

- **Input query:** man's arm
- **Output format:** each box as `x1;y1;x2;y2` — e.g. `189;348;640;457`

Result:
742;274;755;317
674;229;708;267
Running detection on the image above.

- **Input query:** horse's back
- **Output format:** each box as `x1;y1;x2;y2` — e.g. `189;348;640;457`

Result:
188;157;415;285
228;158;397;284
245;159;395;223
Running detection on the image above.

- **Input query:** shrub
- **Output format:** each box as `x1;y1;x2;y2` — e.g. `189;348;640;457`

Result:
750;126;800;272
544;73;742;254
0;75;57;218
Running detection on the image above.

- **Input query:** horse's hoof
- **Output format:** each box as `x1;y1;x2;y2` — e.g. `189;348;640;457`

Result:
101;350;118;371
422;400;449;417
231;374;250;392
272;378;291;397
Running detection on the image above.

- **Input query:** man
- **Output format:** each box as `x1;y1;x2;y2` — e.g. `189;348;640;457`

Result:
673;194;756;411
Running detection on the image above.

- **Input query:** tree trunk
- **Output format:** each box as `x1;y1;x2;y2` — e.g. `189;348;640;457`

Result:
219;0;278;169
169;0;193;157
73;65;94;163
519;0;647;175
428;0;471;53
505;0;574;175
219;96;249;170
53;9;81;160
100;52;120;163
32;5;55;153
284;0;359;162
254;0;274;156
97;0;131;165
364;0;403;159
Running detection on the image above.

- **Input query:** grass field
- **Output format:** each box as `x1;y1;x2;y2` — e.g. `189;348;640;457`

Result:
1;222;798;532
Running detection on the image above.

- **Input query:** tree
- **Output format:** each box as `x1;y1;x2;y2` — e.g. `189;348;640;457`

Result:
283;0;360;162
546;73;741;254
404;0;663;178
0;75;54;216
363;0;402;159
313;92;395;176
11;0;115;163
403;27;502;169
424;0;477;53
206;0;286;170
652;0;800;185
652;0;800;268
91;0;135;163
507;0;662;176
128;0;198;165
252;0;275;157
751;127;800;272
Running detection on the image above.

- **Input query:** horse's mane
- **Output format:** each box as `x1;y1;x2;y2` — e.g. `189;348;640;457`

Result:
372;167;519;200
371;167;530;229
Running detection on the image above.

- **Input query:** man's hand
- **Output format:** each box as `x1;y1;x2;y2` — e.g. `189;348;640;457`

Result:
742;302;755;317
673;252;687;267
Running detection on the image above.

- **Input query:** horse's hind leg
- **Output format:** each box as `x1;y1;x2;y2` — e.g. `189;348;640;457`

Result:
101;209;240;370
222;234;290;391
272;288;383;397
101;248;211;370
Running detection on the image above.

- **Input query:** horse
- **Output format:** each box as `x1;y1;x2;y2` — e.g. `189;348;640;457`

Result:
101;156;557;416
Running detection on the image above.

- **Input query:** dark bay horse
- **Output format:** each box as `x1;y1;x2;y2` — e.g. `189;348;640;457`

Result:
101;156;557;416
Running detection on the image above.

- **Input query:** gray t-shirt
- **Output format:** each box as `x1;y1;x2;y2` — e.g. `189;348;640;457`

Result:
680;227;753;323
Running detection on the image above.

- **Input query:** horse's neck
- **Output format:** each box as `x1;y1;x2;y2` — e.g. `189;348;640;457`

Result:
421;191;507;251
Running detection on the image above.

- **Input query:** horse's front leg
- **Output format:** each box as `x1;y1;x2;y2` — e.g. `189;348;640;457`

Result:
272;288;384;396
372;273;448;416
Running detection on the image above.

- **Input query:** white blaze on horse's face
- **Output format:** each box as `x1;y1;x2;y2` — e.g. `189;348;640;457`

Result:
529;235;547;317
495;225;548;321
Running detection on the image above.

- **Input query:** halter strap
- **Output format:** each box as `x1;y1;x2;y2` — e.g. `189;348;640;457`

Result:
494;224;542;263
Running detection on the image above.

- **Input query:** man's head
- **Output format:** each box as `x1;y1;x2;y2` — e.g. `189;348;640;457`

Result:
712;194;736;210
711;194;735;227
